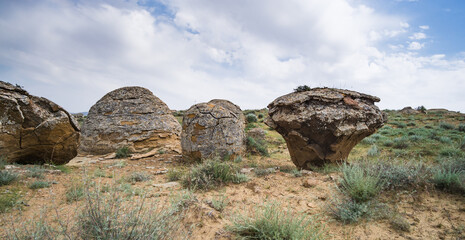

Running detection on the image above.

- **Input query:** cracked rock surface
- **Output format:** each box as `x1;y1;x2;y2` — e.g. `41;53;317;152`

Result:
79;86;181;155
0;81;80;164
266;88;386;169
181;99;246;161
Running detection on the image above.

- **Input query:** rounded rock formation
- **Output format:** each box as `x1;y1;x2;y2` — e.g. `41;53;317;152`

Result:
266;87;386;169
0;81;80;164
181;99;246;161
79;86;181;155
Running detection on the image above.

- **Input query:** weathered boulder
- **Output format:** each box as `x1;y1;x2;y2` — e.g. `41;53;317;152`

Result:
0;81;80;164
79;86;181;155
400;107;419;114
181;99;246;161
247;127;267;141
266;88;385;169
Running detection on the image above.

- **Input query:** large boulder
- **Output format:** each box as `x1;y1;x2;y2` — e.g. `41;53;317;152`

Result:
181;99;246;161
0;81;80;164
266;88;386;169
79;86;181;155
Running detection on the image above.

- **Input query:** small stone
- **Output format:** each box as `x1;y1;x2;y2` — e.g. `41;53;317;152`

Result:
302;179;321;188
240;168;254;173
154;169;168;175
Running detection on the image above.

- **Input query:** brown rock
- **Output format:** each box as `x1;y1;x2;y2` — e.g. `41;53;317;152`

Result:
247;127;267;141
181;99;246;161
79;86;181;155
400;106;419;114
0;81;80;164
302;179;321;188
266;87;385;169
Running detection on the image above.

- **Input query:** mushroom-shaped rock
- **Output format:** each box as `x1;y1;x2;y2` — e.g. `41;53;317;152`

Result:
0;81;80;164
181;99;246;161
79;86;181;155
266;88;386;169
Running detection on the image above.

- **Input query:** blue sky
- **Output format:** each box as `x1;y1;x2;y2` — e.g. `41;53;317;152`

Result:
0;0;464;113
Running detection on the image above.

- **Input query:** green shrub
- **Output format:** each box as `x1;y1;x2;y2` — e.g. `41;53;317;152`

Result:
245;123;257;131
391;122;406;128
338;163;384;203
181;158;242;190
26;166;45;179
439;136;452;144
210;194;228;212
233;173;249;183
28;181;50;189
291;169;303;177
115;146;131;159
393;137;409;149
432;161;465;194
0;171;18;186
439;148;464;158
361;137;376;145
66;182;85;203
254;167;276;177
0;189;21;213
293;85;311;93
367;145;379;157
258;113;264;119
458;124;465;132
166;168;185;182
439;122;455;130
330;199;370;224
382;140;394;147
246;113;258;123
128;172;150;183
407;122;416;127
228;203;326;239
246;136;269;156
362;160;431;190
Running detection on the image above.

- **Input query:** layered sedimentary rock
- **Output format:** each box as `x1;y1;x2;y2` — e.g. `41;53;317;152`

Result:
266;87;386;169
181;99;246;161
79;86;181;155
0;81;80;164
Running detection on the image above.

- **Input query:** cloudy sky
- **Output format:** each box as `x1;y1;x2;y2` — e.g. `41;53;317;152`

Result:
1;0;464;113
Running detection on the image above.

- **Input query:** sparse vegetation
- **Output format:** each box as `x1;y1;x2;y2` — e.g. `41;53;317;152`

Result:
115;146;131;158
0;188;21;213
0;170;18;186
128;172;151;183
28;181;50;189
338;163;384;203
181;158;244;190
293;85;311;93
229;203;326;239
246;136;269;156
65;182;85;203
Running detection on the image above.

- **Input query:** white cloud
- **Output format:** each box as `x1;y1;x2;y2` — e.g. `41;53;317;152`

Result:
407;41;425;50
409;32;427;40
0;0;464;113
419;25;430;30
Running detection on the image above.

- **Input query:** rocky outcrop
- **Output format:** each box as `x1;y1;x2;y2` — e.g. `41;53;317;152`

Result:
400;107;419;114
79;86;181;155
266;88;385;169
181;99;246;161
0;81;80;164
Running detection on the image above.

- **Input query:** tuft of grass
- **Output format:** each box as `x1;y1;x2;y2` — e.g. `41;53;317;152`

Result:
393;137;409;149
93;169;106;178
166;168;185;182
0;156;7;169
246;136;269;156
28;181;51;189
458;124;465;132
432;162;465;194
115;146;131;159
330;199;370;224
0;170;19;186
233;173;249;184
228;203;326;239
390;215;411;232
0;189;22;213
254;167;276;177
291;169;303;177
65;182;85;203
246;113;258;123
127;172;151;183
367;145;379;157
26;166;46;179
338;163;384;203
210;194;228;212
53;164;71;174
439;147;464;158
181;158;243;190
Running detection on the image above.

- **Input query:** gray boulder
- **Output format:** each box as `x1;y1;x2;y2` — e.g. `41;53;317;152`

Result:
0;81;80;164
266;87;385;169
79;86;181;155
181;99;246;161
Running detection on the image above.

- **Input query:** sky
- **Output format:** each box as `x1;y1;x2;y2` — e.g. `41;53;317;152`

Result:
0;0;464;113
